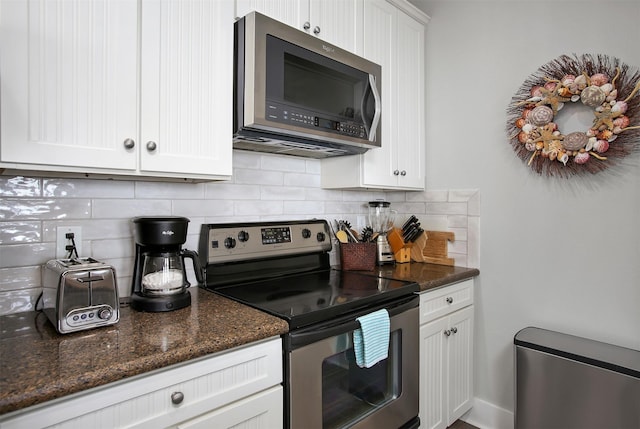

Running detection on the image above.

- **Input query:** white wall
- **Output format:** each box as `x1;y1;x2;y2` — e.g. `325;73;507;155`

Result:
413;0;640;427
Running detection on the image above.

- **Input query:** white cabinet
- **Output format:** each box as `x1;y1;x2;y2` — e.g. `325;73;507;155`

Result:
0;0;233;182
235;0;363;53
0;338;283;429
419;280;474;429
320;0;427;190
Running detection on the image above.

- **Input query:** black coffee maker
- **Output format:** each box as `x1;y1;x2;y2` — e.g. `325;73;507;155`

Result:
130;216;203;312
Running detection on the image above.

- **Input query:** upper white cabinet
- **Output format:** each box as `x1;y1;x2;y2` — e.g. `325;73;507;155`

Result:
235;0;363;53
320;0;427;190
0;0;233;181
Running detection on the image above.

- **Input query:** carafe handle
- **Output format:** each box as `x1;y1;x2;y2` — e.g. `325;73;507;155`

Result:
181;249;204;285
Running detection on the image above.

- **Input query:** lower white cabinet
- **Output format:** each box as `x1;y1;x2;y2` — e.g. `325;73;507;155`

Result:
419;280;474;429
0;338;283;429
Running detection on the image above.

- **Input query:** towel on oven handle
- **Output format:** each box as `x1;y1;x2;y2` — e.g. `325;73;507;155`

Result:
353;309;390;368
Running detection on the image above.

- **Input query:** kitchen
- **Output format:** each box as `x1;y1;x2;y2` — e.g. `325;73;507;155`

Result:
0;0;639;428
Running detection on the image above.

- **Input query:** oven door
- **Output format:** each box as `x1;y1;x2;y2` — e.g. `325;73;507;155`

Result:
287;295;419;429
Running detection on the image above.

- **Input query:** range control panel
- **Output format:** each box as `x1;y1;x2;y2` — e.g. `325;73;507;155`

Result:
200;220;332;264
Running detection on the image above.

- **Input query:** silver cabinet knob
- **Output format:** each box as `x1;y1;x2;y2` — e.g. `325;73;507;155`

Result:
393;170;400;176
146;141;157;152
451;327;458;334
123;138;135;149
444;330;451;337
171;391;184;405
303;21;310;30
446;297;453;304
400;170;407;176
313;26;320;35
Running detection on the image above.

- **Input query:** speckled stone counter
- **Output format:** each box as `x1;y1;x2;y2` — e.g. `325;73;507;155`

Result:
0;263;478;417
0;287;288;416
374;263;479;292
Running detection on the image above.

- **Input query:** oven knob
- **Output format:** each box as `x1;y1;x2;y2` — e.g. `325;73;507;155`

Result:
224;237;236;249
316;232;326;242
301;228;311;239
238;230;249;242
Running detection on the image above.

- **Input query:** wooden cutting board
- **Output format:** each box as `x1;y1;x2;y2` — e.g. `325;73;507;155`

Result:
422;231;455;266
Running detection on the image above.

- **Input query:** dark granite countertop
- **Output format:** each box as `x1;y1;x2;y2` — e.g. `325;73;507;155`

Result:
0;287;288;416
0;263;478;417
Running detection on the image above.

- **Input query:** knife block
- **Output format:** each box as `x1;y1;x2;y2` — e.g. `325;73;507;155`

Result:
388;228;412;263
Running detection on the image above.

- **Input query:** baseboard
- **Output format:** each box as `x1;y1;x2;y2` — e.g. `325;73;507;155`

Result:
461;397;514;429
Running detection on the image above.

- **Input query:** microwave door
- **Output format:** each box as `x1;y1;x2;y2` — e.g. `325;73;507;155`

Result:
361;74;381;142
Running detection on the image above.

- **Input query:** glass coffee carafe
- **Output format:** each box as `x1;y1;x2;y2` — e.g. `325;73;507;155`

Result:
140;250;199;296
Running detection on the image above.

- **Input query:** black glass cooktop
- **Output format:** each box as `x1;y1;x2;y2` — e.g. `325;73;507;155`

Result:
209;269;419;329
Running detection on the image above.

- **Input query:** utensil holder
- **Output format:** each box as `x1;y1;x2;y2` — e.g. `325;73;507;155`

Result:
340;242;377;271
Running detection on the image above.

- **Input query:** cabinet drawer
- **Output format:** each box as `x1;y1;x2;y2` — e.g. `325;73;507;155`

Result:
419;279;474;325
0;338;282;429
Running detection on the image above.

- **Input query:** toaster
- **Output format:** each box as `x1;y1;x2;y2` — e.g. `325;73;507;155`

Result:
43;258;120;334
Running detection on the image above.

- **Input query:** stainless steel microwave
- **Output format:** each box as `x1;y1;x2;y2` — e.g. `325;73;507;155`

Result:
234;12;382;158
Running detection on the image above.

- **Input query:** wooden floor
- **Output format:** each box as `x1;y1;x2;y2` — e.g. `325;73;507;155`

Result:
449;419;479;429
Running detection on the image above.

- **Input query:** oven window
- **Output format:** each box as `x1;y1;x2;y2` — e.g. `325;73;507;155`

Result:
321;331;401;429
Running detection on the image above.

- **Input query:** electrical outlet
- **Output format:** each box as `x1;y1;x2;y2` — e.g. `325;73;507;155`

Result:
56;226;83;259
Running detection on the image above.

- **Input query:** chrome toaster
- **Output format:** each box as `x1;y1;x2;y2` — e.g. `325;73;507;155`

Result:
43;258;120;334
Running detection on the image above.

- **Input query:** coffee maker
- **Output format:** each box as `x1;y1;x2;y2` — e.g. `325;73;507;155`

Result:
130;216;203;312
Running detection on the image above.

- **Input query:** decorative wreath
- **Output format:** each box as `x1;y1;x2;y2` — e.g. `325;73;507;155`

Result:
507;54;640;177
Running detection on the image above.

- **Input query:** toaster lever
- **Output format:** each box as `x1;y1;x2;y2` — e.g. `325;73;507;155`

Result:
76;275;105;283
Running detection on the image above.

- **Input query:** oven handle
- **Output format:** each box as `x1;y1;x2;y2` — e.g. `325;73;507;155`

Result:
288;294;418;349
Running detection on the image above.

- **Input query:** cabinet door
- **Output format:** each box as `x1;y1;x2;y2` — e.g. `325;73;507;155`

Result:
447;305;474;425
175;386;283;429
361;0;398;187
235;0;309;30
309;0;363;53
0;0;138;170
419;316;448;429
139;0;233;177
394;10;425;189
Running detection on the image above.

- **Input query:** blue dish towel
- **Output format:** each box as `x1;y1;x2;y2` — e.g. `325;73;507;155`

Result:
353;309;390;368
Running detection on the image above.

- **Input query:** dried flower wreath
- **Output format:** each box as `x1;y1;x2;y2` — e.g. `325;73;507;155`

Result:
507;54;640;177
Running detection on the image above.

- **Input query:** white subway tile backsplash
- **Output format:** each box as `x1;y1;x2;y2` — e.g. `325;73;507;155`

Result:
234;200;283;216
0;176;41;197
44;178;134;198
0;243;56;268
260;153;308;172
0;266;41;291
205;183;261;200
0;221;41;244
171;199;234;218
134;181;205;199
0;151;480;316
0;198;91;220
283;172;321;188
234;168;283;185
261;186;306;200
283;200;325;215
91;199;171;219
425;201;468;215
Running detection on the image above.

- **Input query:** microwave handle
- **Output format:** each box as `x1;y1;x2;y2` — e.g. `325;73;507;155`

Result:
361;74;381;142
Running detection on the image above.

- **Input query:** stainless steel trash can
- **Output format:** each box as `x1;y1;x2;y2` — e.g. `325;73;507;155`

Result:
514;327;640;429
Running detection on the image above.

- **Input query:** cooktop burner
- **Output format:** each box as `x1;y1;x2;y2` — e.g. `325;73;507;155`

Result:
212;269;418;329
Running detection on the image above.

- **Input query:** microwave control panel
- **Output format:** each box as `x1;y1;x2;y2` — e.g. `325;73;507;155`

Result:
265;102;366;139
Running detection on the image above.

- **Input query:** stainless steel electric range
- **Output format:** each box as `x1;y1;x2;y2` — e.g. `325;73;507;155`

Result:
199;219;420;429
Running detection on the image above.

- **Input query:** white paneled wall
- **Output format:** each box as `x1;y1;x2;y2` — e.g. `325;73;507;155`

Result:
0;151;479;315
